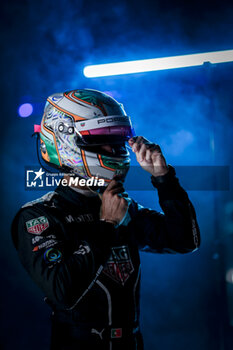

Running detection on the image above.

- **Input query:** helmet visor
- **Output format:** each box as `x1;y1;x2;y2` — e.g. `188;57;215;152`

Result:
75;115;135;146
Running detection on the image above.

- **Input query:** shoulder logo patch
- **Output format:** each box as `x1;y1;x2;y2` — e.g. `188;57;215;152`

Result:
26;216;49;235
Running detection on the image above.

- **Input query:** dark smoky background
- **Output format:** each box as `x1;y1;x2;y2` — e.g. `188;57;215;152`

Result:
1;0;233;349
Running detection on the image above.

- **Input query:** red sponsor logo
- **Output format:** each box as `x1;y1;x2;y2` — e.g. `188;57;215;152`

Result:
28;222;49;234
26;216;49;235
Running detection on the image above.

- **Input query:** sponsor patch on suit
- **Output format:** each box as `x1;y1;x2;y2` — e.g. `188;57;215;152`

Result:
103;246;134;286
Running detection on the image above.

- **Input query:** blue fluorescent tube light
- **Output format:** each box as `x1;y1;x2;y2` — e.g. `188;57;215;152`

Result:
83;50;233;77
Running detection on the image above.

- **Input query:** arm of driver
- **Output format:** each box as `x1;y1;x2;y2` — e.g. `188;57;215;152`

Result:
12;207;116;308
129;170;200;254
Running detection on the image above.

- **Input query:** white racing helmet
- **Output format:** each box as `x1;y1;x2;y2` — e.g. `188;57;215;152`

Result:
36;89;135;184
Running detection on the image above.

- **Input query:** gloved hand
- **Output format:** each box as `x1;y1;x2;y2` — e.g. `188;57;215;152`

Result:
100;177;129;227
128;136;169;177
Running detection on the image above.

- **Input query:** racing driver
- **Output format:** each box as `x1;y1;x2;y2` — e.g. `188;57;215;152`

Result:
11;89;200;350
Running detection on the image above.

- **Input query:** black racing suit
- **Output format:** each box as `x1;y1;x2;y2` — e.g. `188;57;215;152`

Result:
11;167;200;350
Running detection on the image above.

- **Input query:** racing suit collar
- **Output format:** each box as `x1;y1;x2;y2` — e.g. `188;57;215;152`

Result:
55;184;101;207
68;186;99;197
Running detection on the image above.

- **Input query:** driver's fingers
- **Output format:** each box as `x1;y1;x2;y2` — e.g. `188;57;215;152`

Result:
137;143;147;161
110;185;126;195
106;179;123;192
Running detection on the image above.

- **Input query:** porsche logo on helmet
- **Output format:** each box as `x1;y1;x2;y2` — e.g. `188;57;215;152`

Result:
97;116;128;124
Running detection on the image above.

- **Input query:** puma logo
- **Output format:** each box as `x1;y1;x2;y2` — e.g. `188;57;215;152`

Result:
91;328;105;340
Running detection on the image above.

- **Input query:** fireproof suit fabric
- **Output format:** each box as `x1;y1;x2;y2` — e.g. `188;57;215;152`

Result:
11;168;200;350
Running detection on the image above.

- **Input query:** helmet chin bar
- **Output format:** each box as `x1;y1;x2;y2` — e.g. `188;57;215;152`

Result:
40;155;110;193
35;132;129;193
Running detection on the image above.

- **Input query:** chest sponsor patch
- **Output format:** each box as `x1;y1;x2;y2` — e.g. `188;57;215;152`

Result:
65;214;94;223
32;239;58;252
31;234;56;245
31;235;44;245
26;216;49;235
103;246;134;286
44;248;62;265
